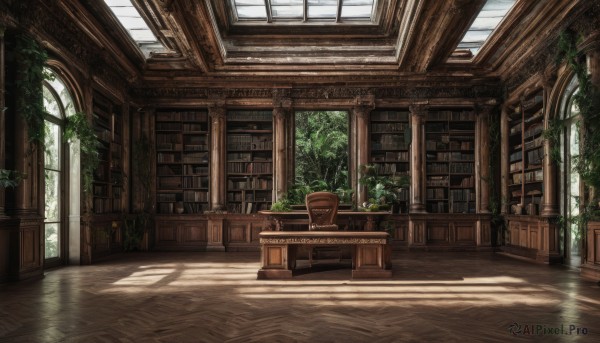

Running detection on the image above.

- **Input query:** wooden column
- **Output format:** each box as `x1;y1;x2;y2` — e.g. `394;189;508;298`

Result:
352;101;373;206
409;104;427;213
273;100;291;201
209;105;227;211
0;27;6;218
477;104;492;213
586;49;600;203
540;74;559;217
500;105;510;215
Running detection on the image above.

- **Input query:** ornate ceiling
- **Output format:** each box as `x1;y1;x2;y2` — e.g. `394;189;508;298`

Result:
71;0;584;86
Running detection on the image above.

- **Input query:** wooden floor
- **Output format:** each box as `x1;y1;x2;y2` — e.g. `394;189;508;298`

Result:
1;251;599;342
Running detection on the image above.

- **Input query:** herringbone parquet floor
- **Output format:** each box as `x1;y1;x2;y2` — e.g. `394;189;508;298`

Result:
1;251;599;343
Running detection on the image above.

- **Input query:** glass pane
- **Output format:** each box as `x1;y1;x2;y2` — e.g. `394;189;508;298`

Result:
272;5;303;18
308;6;337;19
45;223;60;259
44;122;61;170
43;86;62;119
235;0;264;5
568;120;580;257
341;5;374;18
272;0;303;4
236;5;267;19
45;170;60;222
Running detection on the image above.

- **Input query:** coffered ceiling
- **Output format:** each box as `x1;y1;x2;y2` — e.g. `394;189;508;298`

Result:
77;0;583;83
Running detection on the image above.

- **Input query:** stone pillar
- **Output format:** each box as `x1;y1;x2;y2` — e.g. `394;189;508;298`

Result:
409;104;427;213
273;99;292;201
500;105;510;214
353;103;373;206
540;73;559;217
477;104;492;213
0;27;6;218
209;105;227;211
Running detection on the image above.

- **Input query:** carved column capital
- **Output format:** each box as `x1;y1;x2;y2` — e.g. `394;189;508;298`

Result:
208;105;226;120
409;103;429;118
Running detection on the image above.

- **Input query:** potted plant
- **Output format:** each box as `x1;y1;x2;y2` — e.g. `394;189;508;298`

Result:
358;164;409;213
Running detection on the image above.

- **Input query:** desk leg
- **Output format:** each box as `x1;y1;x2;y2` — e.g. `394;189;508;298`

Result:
257;244;293;279
352;244;392;278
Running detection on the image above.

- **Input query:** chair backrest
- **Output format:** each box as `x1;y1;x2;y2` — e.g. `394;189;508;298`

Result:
305;192;339;230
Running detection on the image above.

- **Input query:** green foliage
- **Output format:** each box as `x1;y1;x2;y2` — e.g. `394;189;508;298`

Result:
0;169;22;188
295;111;349;195
542;117;565;163
557;30;600;193
64;112;101;194
14;34;50;147
123;213;151;251
358;164;409;211
270;197;292;212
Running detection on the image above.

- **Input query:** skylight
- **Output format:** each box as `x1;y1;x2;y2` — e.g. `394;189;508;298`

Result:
455;0;516;58
103;0;167;58
233;0;376;23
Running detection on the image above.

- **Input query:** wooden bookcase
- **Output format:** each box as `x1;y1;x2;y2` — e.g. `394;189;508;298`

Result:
369;110;410;210
508;91;544;215
92;92;123;214
226;110;273;214
425;110;476;213
155;110;210;214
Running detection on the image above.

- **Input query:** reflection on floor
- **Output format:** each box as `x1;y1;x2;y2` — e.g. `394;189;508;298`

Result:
1;252;599;342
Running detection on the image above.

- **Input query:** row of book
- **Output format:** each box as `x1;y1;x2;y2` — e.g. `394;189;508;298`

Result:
450;189;475;202
372;152;409;162
183;191;208;202
156;111;208;122
182;176;209;189
227;177;273;190
427;111;475;121
227;162;272;174
371;111;409;121
427;152;474;161
371;123;409;133
523;123;543;140
228;111;272;121
227;202;271;214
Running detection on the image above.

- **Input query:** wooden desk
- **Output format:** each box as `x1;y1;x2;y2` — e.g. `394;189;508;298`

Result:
258;210;390;231
257;231;392;279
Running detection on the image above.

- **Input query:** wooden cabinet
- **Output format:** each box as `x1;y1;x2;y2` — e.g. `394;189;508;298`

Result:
581;221;600;281
425;110;476;214
155;110;210;214
155;216;209;250
226;110;273;214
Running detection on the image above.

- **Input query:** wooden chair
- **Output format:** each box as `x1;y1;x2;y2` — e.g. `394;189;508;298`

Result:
305;192;340;265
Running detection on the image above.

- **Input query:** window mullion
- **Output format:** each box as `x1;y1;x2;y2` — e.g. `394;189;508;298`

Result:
303;0;307;22
264;0;272;23
336;0;342;23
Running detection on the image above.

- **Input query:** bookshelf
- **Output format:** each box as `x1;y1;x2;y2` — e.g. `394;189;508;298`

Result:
92;92;123;214
226;110;273;214
155;110;210;214
369;110;410;210
508;92;544;215
425;110;476;213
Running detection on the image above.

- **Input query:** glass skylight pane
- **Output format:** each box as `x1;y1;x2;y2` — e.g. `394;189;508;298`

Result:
235;0;264;5
307;6;337;19
272;5;303;18
454;0;516;57
341;5;373;18
272;0;303;4
236;5;267;19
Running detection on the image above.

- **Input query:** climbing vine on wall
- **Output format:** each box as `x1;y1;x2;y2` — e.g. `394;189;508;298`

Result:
14;34;51;148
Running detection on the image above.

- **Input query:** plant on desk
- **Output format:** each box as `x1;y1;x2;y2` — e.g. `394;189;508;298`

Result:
358;164;409;212
270;196;292;212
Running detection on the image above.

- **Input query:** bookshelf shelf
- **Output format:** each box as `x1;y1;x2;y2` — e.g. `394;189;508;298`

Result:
369;110;410;211
92;92;123;214
227;110;274;214
425;110;476;214
508;91;544;215
155;110;209;214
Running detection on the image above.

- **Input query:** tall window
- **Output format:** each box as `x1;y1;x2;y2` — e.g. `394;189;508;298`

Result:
42;69;76;262
293;110;349;203
561;77;581;265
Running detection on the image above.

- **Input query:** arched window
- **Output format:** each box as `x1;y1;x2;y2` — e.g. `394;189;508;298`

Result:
42;68;76;264
559;76;581;265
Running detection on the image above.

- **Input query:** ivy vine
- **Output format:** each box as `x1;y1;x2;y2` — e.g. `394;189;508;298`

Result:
542;117;564;163
63;112;101;194
14;34;51;148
